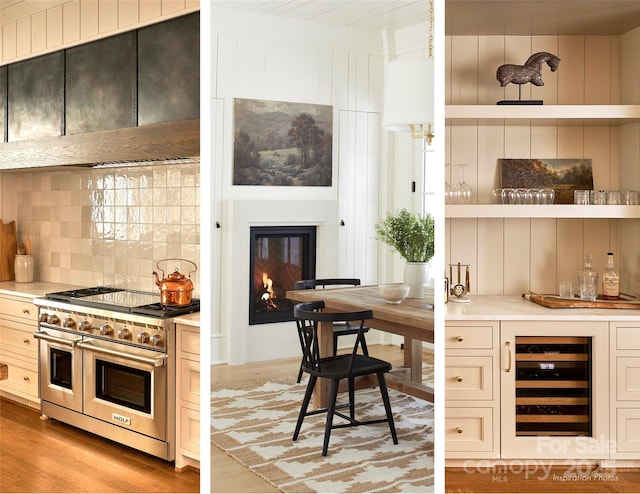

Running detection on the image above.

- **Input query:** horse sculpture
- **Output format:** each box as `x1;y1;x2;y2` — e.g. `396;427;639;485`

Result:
496;52;561;87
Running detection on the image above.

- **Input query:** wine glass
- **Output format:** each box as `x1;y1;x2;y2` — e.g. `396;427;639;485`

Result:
453;163;473;204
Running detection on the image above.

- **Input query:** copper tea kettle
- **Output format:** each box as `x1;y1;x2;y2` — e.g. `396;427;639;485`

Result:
152;258;197;307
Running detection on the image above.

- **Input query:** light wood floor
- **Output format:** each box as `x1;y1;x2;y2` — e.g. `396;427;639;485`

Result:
210;344;411;493
0;397;199;493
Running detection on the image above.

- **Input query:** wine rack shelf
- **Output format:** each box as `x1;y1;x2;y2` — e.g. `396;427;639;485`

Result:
515;336;591;436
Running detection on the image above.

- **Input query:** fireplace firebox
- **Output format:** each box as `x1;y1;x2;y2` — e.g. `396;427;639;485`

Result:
249;226;316;325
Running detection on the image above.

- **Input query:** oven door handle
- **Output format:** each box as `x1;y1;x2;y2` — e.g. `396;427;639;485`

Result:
33;331;81;347
77;341;166;367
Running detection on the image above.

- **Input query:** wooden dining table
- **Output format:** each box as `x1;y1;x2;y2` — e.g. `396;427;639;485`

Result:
286;285;434;407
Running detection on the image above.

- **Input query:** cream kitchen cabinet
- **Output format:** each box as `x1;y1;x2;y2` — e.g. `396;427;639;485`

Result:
175;317;200;471
0;293;39;408
445;321;500;458
610;321;640;460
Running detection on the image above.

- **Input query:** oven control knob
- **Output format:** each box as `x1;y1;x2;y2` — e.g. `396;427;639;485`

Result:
137;332;150;344
117;328;131;340
39;313;49;323
99;324;113;336
150;334;162;347
63;317;76;329
47;314;60;325
79;320;92;332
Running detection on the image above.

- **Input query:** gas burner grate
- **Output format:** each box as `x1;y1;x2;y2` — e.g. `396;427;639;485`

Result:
132;299;201;317
46;286;124;301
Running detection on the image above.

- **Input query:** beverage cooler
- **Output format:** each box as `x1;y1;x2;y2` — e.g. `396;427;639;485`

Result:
500;321;609;459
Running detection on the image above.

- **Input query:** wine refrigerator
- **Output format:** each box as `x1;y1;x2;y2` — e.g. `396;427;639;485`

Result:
501;321;609;459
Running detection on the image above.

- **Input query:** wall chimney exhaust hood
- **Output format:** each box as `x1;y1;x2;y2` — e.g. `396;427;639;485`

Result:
0;119;199;170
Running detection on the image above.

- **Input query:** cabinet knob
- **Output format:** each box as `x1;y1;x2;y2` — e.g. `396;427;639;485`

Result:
456;427;463;434
23;338;30;344
22;308;30;314
456;336;464;342
23;376;30;382
456;376;463;382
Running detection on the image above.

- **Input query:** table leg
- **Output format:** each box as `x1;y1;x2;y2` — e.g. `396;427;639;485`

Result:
312;319;333;408
403;337;423;382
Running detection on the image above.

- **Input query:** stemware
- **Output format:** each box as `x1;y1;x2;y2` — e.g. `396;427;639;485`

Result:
453;163;473;204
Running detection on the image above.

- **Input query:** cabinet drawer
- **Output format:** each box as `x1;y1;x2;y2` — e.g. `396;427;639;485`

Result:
445;356;493;401
445;407;494;452
615;326;640;351
0;324;37;357
0;296;37;323
180;358;200;405
617;357;640;401
616;408;640;453
0;360;38;398
178;405;200;459
178;328;200;359
445;325;494;350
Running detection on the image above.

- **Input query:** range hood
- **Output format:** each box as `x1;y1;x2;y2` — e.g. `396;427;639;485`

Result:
0;119;199;170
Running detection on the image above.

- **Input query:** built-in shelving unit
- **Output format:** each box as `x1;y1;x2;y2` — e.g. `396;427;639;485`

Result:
446;105;640;126
446;204;640;219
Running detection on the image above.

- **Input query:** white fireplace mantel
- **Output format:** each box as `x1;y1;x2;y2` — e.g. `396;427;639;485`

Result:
219;199;339;364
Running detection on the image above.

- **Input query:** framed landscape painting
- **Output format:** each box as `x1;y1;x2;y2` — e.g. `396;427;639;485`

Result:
499;158;593;204
233;98;333;186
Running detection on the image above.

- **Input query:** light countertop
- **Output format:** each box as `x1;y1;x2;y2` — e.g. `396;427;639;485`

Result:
0;281;81;299
173;312;200;327
446;295;640;322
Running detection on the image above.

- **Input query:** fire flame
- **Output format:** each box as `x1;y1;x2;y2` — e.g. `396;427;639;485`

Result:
261;272;277;308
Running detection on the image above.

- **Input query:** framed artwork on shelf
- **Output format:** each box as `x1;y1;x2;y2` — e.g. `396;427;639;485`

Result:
499;158;593;204
233;98;333;186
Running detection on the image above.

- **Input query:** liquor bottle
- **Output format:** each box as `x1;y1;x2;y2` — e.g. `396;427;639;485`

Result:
578;254;598;301
602;252;620;300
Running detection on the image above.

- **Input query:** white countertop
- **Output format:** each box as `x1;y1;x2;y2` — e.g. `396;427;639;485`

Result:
173;312;200;327
446;295;640;321
0;281;82;299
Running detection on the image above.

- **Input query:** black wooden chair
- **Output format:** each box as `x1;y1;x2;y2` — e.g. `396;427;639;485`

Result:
292;300;398;456
293;278;370;382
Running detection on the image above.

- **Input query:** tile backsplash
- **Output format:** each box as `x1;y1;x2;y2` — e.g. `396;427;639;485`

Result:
3;163;200;294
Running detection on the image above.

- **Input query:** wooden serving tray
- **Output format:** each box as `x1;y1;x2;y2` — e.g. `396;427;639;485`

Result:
523;292;640;309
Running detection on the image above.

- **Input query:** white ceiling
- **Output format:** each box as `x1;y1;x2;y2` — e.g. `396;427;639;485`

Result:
212;1;430;32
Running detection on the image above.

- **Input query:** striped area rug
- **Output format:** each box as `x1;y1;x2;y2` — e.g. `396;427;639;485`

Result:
211;378;434;493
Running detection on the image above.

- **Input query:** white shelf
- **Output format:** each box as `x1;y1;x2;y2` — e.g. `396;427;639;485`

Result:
446;105;640;126
446;204;640;219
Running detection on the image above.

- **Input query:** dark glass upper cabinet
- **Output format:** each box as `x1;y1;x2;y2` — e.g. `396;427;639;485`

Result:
65;32;137;135
137;12;200;126
7;52;64;142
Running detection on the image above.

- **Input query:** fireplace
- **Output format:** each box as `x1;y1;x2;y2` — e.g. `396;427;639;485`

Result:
249;226;316;325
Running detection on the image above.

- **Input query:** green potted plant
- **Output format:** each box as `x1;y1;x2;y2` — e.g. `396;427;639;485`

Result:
375;208;435;298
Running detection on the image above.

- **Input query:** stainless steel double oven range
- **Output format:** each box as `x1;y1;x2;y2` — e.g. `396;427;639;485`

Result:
33;287;199;461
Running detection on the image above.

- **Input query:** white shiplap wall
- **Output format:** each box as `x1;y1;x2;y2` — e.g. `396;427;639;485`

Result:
211;7;383;283
445;32;640;297
210;7;386;363
0;0;199;65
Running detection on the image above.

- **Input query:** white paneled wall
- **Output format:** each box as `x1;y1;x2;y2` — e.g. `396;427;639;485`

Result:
211;7;384;280
210;7;387;362
446;33;640;297
1;0;199;65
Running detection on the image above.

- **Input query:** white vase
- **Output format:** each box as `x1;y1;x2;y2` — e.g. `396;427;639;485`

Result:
403;262;430;299
14;255;34;283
